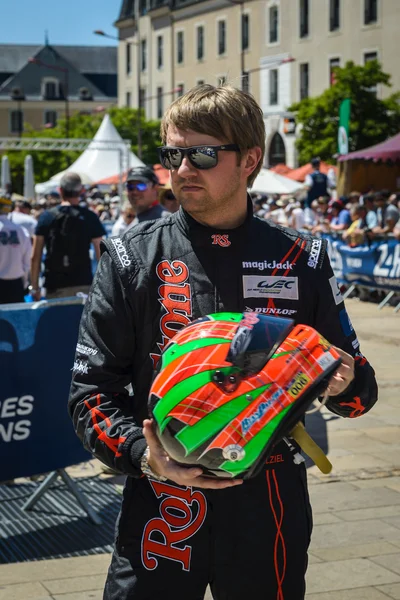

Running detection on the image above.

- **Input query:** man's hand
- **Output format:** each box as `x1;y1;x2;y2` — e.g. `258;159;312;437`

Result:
143;419;243;489
32;290;41;301
326;346;355;396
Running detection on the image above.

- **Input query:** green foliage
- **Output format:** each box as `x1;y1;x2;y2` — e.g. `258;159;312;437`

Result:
288;60;400;165
5;108;162;193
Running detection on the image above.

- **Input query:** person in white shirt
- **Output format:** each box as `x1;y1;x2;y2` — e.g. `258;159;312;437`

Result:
0;195;32;304
8;200;37;238
111;201;136;237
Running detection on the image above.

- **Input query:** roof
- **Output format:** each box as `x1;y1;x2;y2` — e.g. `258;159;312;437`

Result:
286;161;337;182
338;132;400;163
0;44;117;75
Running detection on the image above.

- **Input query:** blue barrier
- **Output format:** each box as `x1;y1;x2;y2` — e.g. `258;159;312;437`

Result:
324;236;400;292
0;299;91;482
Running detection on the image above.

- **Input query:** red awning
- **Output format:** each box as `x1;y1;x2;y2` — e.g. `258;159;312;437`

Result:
269;163;293;176
94;164;170;186
338;132;400;163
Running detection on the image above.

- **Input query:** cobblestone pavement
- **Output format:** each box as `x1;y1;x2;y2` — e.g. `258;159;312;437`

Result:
0;298;399;600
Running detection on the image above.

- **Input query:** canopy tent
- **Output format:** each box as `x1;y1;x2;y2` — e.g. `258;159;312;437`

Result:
95;163;170;186
338;132;400;163
35;114;144;194
337;132;400;195
286;161;337;182
251;168;304;195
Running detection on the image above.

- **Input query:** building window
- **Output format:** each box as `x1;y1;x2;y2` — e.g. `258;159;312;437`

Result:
139;0;147;16
242;71;250;93
10;110;23;134
141;39;147;71
218;20;226;55
364;0;377;24
197;79;205;85
177;31;184;64
242;13;249;51
268;132;286;166
43;79;59;100
139;88;146;110
197;26;204;61
299;63;309;99
329;57;340;85
364;52;378;94
157;87;163;118
299;0;309;38
44;110;57;127
329;0;340;31
269;69;278;105
177;84;184;97
269;5;279;43
218;75;227;86
126;43;132;75
157;35;163;69
126;92;131;107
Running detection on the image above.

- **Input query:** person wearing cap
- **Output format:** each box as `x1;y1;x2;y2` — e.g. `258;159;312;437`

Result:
30;172;106;300
0;195;32;304
304;157;330;209
8;200;37;238
159;182;180;214
125;166;170;225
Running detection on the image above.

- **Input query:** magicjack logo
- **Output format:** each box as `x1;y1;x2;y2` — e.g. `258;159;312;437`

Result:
243;276;299;300
242;260;294;271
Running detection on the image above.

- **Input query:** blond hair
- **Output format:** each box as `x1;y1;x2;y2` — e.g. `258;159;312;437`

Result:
161;84;265;187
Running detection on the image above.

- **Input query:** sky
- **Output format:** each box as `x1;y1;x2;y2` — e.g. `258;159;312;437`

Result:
2;0;120;46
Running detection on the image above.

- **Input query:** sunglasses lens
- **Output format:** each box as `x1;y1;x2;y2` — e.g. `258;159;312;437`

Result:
162;149;182;170
136;183;147;191
189;147;218;169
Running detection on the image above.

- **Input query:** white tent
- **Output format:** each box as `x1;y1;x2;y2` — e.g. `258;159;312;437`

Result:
35;114;144;193
252;168;304;195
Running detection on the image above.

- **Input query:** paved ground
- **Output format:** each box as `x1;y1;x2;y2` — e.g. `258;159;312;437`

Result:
0;298;399;600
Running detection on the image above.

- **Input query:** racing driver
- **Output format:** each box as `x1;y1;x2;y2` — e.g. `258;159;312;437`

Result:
69;84;378;600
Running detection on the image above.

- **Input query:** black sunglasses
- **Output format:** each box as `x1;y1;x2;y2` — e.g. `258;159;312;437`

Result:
158;144;241;170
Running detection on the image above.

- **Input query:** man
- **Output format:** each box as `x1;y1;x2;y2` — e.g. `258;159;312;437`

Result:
8;200;37;238
373;190;399;236
0;195;31;304
126;165;170;224
111;201;136;237
69;85;377;600
342;204;368;247
304;157;329;208
30;172;105;300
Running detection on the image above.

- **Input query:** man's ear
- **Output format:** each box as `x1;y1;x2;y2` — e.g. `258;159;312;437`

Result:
243;147;263;179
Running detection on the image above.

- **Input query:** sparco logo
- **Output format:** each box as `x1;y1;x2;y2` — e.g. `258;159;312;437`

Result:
151;260;192;368
245;306;297;316
112;237;131;267
242;260;294;271
307;239;322;269
142;480;207;572
211;234;231;247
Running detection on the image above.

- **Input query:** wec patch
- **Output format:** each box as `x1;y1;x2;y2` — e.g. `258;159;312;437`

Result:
243;276;299;300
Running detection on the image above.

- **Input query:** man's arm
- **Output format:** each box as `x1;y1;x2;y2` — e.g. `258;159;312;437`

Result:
68;251;147;476
312;248;378;417
30;235;45;300
91;237;103;261
21;228;32;287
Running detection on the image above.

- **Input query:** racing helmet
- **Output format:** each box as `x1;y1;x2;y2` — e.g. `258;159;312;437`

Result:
149;312;341;479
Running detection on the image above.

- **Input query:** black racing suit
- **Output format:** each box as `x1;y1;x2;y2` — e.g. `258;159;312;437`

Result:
69;202;377;600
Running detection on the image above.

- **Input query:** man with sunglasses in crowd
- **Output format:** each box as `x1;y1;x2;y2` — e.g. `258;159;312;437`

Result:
69;84;377;600
125;166;170;225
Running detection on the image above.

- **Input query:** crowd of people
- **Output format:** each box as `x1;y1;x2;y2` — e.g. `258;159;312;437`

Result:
1;152;400;306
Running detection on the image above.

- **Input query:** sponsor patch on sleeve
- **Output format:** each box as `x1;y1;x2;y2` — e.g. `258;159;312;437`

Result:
307;239;323;269
339;309;354;337
329;275;344;305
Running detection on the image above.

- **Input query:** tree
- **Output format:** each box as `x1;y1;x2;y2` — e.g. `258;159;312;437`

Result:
6;108;162;192
288;60;400;165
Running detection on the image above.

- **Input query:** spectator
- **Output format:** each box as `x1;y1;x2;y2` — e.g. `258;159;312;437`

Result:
373;190;399;235
329;199;351;232
362;194;378;229
8;200;37;238
0;195;31;304
159;185;180;214
30;172;106;301
111;201;136;237
342;204;368;247
304;157;329;208
389;192;400;208
287;199;305;230
268;195;289;226
126;166;170;224
348;191;361;205
110;196;121;220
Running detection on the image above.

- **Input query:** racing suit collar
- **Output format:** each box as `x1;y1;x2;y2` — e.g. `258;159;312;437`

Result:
176;195;254;247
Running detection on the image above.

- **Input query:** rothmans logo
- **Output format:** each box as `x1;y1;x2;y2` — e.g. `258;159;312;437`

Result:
242;260;294;271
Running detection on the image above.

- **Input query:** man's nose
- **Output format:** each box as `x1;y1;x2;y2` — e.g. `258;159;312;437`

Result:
177;156;198;178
